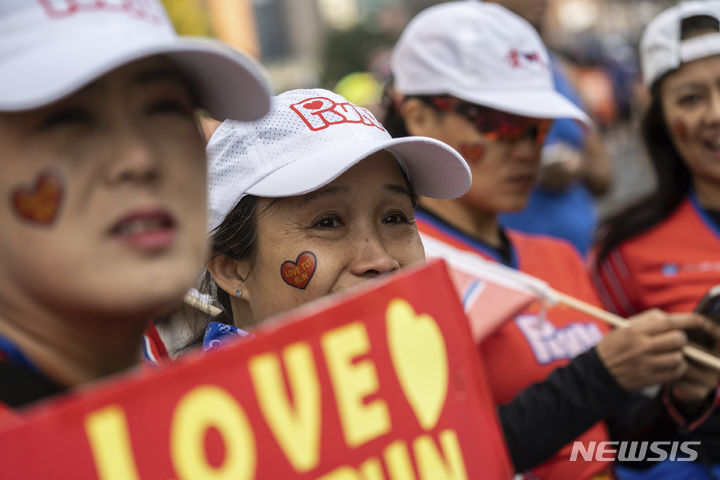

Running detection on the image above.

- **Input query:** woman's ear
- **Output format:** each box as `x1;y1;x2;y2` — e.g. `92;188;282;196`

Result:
206;254;252;301
401;98;440;137
199;117;222;143
207;254;255;328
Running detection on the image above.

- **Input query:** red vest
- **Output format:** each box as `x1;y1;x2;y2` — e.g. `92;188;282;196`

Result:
592;195;720;316
418;211;612;480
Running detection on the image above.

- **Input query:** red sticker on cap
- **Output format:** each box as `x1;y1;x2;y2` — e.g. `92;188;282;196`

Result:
281;251;317;289
11;171;63;225
303;100;325;110
40;0;161;23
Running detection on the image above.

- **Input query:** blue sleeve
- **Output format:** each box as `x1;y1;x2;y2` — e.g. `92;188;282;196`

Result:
545;54;586;149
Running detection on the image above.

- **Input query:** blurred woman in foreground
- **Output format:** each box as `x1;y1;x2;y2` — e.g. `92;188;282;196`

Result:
0;0;269;411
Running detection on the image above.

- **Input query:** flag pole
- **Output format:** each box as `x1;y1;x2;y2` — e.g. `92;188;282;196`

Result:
554;290;720;372
422;234;720;371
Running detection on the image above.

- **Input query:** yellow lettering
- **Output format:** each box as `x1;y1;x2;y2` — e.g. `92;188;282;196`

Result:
359;458;385;480
321;322;390;447
85;405;140;480
413;430;468;480
315;458;384;480
170;385;256;480
384;440;416;480
249;343;321;472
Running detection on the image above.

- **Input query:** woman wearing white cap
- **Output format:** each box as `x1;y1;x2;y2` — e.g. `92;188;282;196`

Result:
197;88;470;346
0;0;269;413
384;2;716;479
592;3;720;478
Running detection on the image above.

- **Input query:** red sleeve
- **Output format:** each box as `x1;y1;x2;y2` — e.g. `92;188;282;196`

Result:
588;246;643;317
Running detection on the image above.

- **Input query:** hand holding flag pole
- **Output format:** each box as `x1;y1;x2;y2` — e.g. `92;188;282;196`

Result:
422;235;720;372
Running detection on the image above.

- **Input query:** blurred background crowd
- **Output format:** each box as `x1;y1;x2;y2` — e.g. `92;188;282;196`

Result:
161;0;677;226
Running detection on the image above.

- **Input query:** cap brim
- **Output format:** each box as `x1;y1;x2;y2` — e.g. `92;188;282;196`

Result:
246;136;471;200
450;88;592;128
0;34;270;121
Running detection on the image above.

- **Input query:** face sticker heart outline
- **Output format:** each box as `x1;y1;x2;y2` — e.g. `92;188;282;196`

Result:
280;251;317;290
11;170;64;226
386;298;449;431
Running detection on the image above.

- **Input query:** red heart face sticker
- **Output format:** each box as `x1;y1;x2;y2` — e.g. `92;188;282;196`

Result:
281;251;317;289
11;171;63;225
458;143;485;164
303;100;325;110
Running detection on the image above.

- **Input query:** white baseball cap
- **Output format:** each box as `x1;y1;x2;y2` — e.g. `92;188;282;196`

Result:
207;89;472;231
640;1;720;88
391;1;590;125
0;0;270;120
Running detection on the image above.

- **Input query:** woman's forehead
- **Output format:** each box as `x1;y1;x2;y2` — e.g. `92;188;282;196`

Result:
663;54;720;93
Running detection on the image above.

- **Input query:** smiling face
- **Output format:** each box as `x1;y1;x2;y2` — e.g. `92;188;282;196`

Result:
217;151;425;326
661;54;720;207
0;57;208;321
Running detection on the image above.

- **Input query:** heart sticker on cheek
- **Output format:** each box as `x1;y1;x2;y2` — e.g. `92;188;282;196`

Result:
11;171;63;225
458;143;485;164
281;251;317;289
673;120;689;142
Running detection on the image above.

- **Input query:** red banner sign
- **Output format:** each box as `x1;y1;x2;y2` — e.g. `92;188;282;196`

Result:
0;260;512;479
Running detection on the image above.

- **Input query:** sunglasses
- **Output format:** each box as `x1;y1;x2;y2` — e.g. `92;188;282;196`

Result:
421;96;553;145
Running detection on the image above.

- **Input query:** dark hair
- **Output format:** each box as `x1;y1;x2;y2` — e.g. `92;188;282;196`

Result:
381;79;411;138
381;78;448;139
199;195;261;325
592;15;715;267
594;93;690;266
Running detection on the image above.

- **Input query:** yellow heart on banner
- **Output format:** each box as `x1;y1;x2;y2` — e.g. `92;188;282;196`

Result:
386;299;449;431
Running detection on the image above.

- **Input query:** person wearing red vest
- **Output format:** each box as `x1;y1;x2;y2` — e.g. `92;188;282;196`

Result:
384;2;719;478
592;3;720;478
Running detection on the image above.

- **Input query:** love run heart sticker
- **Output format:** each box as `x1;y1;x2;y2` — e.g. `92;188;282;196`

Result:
386;298;449;431
281;251;317;289
11;171;63;225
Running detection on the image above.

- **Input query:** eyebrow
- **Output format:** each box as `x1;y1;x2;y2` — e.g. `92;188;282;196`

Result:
668;81;709;93
385;183;414;200
301;186;350;204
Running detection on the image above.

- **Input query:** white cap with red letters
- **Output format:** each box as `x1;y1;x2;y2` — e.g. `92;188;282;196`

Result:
391;1;590;125
0;0;270;120
206;89;472;231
